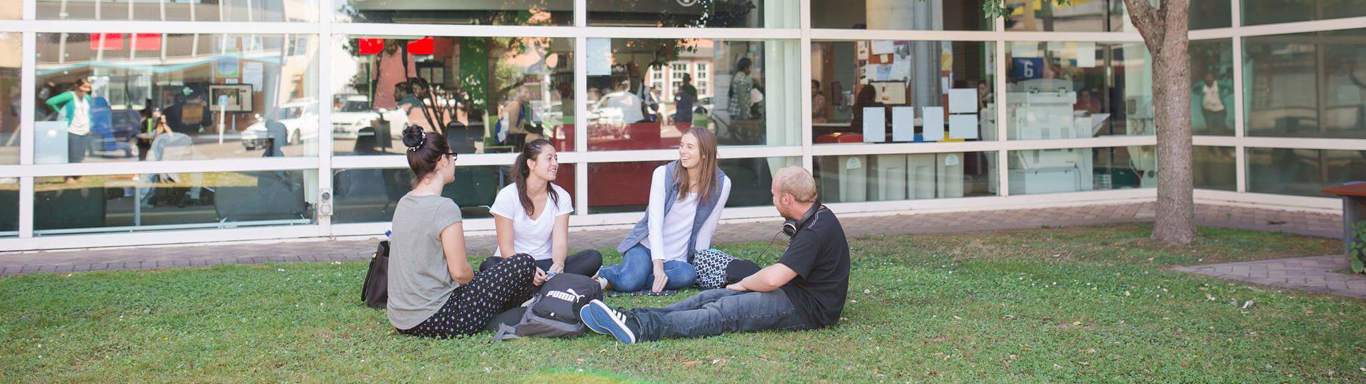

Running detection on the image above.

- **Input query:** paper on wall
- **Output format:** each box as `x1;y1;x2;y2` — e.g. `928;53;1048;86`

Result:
862;106;886;143
1076;42;1097;68
948;114;979;140
948;88;977;114
242;62;264;92
1011;43;1040;58
892;106;915;142
922;106;945;142
588;38;612;76
871;40;895;55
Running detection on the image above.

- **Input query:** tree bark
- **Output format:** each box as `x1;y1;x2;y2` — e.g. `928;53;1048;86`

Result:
1126;0;1196;245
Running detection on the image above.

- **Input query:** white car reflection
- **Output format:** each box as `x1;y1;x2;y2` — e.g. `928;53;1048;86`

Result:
242;102;318;151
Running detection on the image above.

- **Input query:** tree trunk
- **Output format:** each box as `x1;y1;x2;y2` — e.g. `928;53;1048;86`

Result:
1127;0;1196;245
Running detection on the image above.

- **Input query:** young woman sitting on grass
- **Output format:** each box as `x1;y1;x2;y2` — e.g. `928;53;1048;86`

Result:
596;127;731;293
480;139;602;276
386;126;546;338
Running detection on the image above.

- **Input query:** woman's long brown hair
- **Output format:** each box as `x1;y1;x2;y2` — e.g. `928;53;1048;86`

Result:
674;127;718;202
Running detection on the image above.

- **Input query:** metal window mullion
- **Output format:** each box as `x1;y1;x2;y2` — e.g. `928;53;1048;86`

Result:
22;0;36;20
1231;0;1247;193
573;0;588;215
317;0;334;232
799;0;812;172
995;16;1010;197
18;30;35;238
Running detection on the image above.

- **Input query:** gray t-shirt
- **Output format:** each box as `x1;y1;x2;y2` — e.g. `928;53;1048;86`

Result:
386;193;464;330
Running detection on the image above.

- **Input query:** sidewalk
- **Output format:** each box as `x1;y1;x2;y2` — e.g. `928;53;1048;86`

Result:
0;202;1342;277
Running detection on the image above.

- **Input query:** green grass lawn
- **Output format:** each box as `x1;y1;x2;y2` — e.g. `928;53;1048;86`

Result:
2;224;1363;383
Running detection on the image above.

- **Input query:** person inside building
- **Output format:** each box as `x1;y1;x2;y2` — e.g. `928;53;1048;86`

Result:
579;166;850;344
387;125;545;338
481;138;603;276
595;127;731;293
45;78;94;165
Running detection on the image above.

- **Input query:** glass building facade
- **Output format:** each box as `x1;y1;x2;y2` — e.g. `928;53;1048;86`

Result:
1;1;1362;250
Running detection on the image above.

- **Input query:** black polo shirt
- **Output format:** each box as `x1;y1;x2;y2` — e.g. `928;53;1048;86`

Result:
778;207;850;328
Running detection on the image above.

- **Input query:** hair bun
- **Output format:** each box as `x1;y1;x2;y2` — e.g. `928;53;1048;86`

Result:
401;125;426;149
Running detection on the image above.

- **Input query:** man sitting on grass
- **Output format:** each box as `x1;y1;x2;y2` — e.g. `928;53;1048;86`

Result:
580;166;850;343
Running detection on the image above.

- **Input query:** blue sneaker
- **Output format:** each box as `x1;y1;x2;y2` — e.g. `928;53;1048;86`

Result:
580;303;609;335
580;299;637;344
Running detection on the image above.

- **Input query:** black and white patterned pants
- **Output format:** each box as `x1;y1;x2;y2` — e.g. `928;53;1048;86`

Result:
399;254;537;338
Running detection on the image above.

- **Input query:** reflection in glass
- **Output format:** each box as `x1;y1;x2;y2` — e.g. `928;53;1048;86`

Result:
811;0;989;31
0;33;18;165
1194;146;1235;191
34;171;316;234
1008;146;1156;195
38;0;316;22
588;0;796;28
815;152;997;203
1006;42;1153;140
1189;0;1232;30
1244;29;1366;139
0;178;15;237
337;0;570;25
587;157;798;213
0;2;16;20
1247;148;1366;197
1191;39;1234;136
812;40;995;144
586;38;798;150
332;36;573;156
1006;0;1129;32
35;33;319;164
1243;0;1366;26
334;164;573;223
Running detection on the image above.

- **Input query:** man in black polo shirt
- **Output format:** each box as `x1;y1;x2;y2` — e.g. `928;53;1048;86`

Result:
580;167;850;343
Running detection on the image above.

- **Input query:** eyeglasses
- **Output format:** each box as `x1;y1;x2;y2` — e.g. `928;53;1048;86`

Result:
446;152;458;161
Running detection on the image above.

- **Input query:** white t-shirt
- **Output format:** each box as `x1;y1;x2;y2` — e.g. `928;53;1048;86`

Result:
489;183;574;261
69;96;91;136
638;165;732;262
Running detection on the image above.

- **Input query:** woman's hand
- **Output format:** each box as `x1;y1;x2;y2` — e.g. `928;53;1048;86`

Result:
651;265;669;293
532;268;548;287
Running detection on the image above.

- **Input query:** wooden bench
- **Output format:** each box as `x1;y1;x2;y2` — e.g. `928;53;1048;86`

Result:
1322;182;1366;254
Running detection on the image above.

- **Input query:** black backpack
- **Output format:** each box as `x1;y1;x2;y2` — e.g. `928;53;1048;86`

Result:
360;241;389;309
492;273;604;341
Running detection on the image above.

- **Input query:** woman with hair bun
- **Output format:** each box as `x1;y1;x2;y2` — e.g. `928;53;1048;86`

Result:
481;138;602;276
386;126;544;338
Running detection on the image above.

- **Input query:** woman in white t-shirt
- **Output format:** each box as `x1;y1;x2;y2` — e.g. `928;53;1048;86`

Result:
480;139;603;276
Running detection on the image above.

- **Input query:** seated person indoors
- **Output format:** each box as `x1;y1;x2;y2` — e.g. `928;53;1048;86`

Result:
481;139;603;276
596;127;731;293
387;126;546;338
580;167;850;343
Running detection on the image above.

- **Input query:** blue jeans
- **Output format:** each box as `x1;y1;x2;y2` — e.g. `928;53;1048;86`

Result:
598;244;697;292
631;288;810;342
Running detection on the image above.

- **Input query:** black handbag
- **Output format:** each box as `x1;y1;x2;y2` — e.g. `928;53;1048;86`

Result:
361;241;389;309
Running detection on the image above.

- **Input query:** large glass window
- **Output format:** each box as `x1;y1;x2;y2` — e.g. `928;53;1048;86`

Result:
34;171;316;234
1;2;17;19
1244;28;1366;139
815;152;997;203
1006;0;1129;32
1247;148;1366;197
331;36;572;156
1191;39;1234;136
1194;146;1235;191
333;164;574;223
587;157;798;213
1008;146;1156;195
38;0;316;22
0;33;18;165
588;0;796;28
1006;42;1153;140
35;33;319;164
337;0;570;25
810;0;989;31
586;38;799;150
1190;0;1232;30
812;40;996;144
1243;0;1366;26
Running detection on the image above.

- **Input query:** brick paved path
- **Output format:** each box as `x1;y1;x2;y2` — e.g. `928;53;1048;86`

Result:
1;202;1352;298
1175;256;1366;299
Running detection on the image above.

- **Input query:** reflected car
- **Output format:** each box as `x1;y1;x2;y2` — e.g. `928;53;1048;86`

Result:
242;102;318;150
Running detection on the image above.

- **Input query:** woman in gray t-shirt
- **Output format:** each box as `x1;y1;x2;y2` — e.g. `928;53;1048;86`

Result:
388;126;545;338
